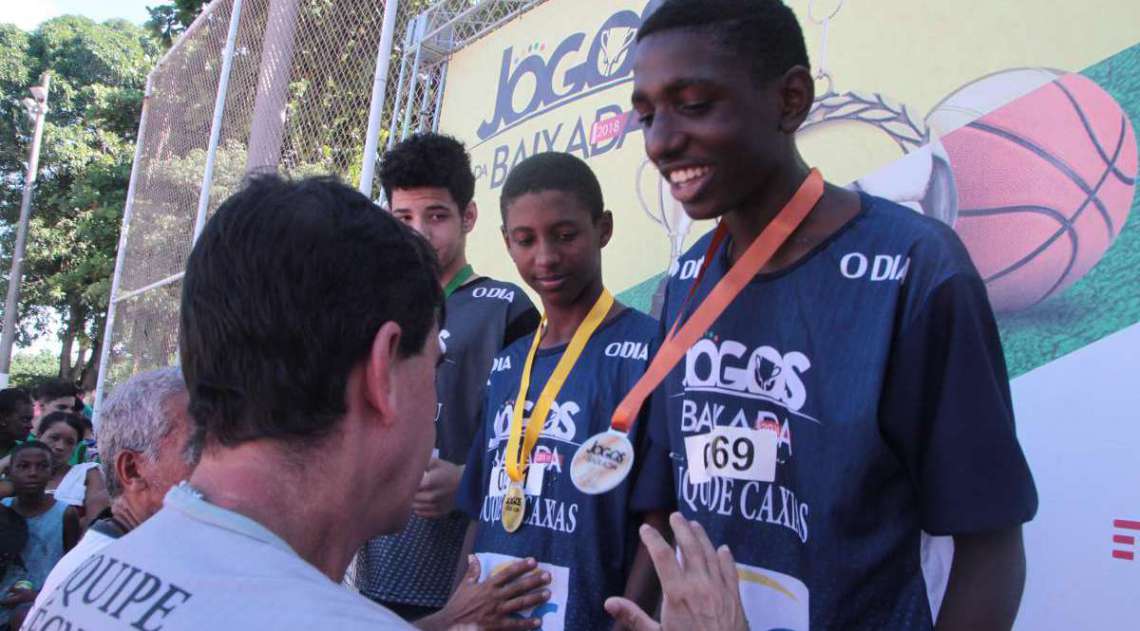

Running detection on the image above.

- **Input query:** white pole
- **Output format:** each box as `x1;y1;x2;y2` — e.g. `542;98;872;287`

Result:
192;0;245;242
399;16;426;140
0;73;50;389
358;0;401;197
91;73;154;431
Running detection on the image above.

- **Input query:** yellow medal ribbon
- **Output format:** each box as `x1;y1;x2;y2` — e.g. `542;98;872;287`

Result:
503;288;614;526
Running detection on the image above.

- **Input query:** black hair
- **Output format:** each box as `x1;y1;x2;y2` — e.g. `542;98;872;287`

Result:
380;133;476;209
36;411;86;439
9;440;53;462
0;388;32;417
180;174;443;450
34;380;80;404
636;0;809;84
0;506;28;570
500;152;605;222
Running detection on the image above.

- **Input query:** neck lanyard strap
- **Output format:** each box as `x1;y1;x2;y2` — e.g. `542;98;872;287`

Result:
610;169;824;433
505;288;615;482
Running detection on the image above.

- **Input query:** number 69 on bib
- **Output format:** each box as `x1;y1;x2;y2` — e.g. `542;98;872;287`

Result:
684;426;778;485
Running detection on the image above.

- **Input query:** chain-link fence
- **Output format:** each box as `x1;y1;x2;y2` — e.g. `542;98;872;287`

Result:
96;0;549;418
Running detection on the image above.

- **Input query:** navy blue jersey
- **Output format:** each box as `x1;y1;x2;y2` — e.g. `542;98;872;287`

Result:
631;194;1037;630
457;307;658;631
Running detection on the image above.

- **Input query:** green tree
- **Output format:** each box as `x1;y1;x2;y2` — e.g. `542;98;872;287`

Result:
145;0;210;47
0;17;160;388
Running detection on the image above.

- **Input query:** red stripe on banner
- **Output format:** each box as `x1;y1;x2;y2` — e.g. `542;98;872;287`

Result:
1112;550;1134;561
1113;535;1135;545
1114;519;1140;530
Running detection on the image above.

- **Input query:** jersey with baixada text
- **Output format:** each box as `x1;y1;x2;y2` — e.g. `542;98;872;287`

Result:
457;307;657;631
631;193;1037;630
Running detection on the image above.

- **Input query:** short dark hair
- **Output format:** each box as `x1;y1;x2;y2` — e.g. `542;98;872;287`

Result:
637;0;809;84
9;440;53;462
380;133;476;209
34;380;80;404
500;152;604;221
180;175;443;450
36;411;86;439
0;388;32;417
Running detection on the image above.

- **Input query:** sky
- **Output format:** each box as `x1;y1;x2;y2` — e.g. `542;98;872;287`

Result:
1;0;154;30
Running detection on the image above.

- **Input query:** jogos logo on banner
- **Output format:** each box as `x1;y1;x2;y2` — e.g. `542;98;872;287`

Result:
463;2;656;190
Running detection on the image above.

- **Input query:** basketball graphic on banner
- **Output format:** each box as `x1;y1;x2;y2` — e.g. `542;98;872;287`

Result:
937;72;1138;312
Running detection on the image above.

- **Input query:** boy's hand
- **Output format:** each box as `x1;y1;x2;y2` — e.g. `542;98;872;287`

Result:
0;586;37;608
605;513;749;631
0;479;13;499
413;458;463;519
417;555;551;631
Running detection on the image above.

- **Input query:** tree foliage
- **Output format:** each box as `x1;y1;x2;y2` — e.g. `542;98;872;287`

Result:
0;16;159;387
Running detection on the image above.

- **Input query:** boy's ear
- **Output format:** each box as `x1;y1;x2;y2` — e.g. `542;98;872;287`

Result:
462;201;478;234
597;210;614;248
778;65;815;134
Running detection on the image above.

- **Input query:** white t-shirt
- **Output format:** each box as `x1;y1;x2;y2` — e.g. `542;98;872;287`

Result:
21;484;413;630
49;462;100;506
33;525;116;604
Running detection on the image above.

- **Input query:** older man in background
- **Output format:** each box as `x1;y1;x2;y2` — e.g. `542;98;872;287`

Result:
30;366;195;601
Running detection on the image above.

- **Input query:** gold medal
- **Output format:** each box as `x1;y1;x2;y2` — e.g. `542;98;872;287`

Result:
502;482;526;533
502;289;615;533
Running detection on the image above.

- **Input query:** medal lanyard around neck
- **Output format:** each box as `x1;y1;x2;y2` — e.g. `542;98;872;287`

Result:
505;288;615;483
609;169;825;434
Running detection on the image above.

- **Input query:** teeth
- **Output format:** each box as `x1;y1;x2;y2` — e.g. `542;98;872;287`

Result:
669;166;710;185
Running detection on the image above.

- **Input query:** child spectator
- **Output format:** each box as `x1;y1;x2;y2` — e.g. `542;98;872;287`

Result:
0;443;79;599
35;413;108;527
0;389;34;475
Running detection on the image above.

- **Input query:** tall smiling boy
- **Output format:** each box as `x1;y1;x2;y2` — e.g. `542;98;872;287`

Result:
627;1;1038;629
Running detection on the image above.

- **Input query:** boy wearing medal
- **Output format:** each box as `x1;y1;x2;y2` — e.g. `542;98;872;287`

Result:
455;152;663;630
624;1;1038;629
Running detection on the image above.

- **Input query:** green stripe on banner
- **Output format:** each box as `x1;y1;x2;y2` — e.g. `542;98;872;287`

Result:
999;41;1140;378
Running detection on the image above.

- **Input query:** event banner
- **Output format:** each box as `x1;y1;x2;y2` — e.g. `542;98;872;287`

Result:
437;1;1140;627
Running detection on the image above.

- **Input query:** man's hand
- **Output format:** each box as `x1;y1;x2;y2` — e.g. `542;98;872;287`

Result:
605;513;748;631
416;555;551;631
413;458;463;519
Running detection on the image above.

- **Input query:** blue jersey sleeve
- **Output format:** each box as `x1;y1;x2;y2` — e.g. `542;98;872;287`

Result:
456;405;488;521
880;273;1038;535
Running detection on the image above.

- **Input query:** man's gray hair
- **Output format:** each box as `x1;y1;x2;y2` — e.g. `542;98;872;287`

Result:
98;367;192;497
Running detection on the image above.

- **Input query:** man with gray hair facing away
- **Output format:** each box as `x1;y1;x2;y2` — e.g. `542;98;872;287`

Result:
30;367;196;601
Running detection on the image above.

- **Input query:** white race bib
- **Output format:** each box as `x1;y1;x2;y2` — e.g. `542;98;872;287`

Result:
684;426;778;485
735;562;810;630
489;463;545;498
476;553;570;631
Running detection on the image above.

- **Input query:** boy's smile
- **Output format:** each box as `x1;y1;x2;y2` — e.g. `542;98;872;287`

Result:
631;29;790;221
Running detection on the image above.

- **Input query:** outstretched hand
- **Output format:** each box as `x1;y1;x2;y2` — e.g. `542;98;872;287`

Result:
604;513;748;631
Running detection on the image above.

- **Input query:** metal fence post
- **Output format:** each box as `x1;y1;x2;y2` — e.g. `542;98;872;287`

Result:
92;73;154;431
192;0;246;242
359;0;402;197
